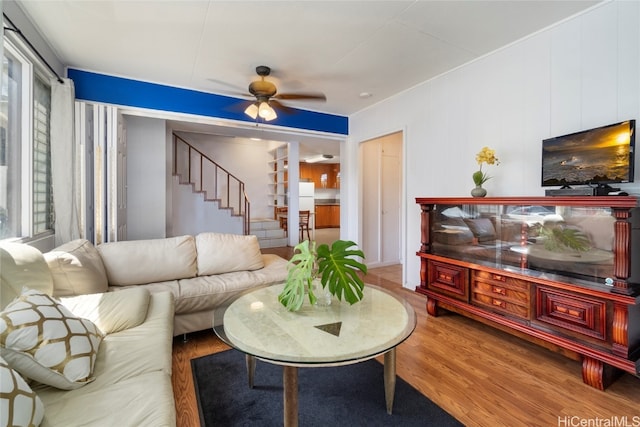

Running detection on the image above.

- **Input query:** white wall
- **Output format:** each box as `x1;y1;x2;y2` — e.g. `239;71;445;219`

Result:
125;115;168;239
348;1;640;289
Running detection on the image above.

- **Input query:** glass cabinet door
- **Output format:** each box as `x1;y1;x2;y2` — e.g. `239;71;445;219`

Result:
430;203;615;283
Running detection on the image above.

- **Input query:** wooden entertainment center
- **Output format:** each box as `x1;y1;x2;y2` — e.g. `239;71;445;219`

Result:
415;196;639;390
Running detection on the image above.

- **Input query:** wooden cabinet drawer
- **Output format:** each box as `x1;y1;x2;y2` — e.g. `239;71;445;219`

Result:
471;270;531;319
427;260;468;301
535;287;606;341
473;270;529;290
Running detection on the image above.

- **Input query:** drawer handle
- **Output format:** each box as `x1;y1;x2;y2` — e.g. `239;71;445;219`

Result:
492;299;506;308
438;273;452;282
492;274;506;282
557;306;580;318
492;286;506;296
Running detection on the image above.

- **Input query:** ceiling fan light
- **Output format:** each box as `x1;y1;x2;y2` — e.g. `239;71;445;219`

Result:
244;103;258;119
258;102;277;121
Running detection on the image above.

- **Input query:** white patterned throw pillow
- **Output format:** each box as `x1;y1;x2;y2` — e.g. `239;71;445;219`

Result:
0;355;44;427
0;289;103;390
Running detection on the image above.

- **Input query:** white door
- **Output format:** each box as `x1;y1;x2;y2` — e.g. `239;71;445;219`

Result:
360;131;402;267
381;143;401;263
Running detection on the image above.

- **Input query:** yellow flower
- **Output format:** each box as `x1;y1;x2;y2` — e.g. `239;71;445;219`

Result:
473;147;499;186
475;146;499;166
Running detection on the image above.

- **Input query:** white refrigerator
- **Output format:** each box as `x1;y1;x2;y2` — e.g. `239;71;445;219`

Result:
299;182;315;211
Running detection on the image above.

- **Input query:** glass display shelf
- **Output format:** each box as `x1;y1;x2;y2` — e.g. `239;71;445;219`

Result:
429;203;616;285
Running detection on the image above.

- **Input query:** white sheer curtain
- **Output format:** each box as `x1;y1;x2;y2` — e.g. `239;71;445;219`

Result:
51;77;81;245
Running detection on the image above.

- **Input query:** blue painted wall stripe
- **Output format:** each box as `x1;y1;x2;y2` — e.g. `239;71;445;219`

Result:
68;69;348;135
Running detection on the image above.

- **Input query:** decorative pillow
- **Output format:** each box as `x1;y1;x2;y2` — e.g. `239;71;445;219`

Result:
464;217;497;242
0;290;103;390
195;233;264;275
0;243;53;310
0;355;44;427
44;239;109;297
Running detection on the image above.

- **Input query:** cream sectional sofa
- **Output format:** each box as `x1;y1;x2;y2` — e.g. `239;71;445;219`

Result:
47;232;289;336
1;242;175;426
0;232;288;426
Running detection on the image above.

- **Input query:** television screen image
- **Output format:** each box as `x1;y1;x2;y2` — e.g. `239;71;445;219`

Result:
541;120;635;187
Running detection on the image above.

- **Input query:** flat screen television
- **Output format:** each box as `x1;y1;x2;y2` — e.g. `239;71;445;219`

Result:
541;120;635;187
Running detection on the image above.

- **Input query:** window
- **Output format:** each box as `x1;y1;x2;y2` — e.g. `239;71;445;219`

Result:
32;75;53;235
1;40;53;240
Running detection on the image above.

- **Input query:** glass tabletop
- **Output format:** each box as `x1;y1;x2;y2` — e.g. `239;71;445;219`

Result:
213;283;416;366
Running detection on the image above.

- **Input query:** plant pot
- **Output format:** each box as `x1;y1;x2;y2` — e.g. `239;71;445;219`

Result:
312;278;332;307
471;185;487;197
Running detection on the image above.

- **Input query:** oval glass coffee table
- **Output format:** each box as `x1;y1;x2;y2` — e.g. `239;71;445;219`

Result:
213;283;416;427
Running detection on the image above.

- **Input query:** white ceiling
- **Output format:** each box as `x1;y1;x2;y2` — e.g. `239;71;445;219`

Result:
13;0;601;161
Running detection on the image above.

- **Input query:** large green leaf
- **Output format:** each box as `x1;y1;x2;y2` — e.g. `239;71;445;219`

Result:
316;240;367;305
538;225;591;252
278;239;368;311
278;240;317;311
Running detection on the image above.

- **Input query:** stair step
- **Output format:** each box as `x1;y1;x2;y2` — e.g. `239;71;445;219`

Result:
252;228;288;239
250;218;287;249
250;218;282;231
258;237;288;249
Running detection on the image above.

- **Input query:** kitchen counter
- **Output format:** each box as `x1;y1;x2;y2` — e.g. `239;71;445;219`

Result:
315;199;340;206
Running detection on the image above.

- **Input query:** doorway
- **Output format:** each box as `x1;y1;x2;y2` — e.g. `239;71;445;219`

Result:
360;131;403;268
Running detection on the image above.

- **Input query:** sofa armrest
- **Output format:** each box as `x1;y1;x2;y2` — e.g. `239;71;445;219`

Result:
60;288;151;335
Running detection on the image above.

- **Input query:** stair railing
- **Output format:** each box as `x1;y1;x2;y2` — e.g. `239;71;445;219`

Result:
173;134;250;234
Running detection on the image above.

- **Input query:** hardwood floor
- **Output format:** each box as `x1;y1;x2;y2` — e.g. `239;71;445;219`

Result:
172;251;640;427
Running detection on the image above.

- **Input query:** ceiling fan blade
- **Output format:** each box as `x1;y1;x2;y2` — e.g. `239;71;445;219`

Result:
274;92;326;101
214;90;253;99
270;99;297;114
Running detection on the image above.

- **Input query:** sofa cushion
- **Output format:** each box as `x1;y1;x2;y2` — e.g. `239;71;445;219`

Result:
464;217;497;242
0;290;103;390
36;371;175;427
60;288;150;335
0;243;53;310
0;355;45;427
27;291;175;427
195;233;264;276
44;239;108;297
175;254;288;315
97;235;197;286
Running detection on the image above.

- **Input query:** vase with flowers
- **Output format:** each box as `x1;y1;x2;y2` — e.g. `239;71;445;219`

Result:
472;146;499;197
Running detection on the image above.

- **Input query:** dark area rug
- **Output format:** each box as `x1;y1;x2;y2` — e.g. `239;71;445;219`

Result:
191;349;462;426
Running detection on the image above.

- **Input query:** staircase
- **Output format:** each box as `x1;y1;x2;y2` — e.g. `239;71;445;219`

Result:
173;134;288;248
250;218;288;248
173;134;250;234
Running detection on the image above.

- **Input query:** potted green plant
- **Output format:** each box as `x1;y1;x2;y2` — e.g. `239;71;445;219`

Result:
278;239;367;311
533;223;591;252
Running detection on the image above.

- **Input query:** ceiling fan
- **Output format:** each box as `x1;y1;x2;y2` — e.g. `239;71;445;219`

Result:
239;65;326;121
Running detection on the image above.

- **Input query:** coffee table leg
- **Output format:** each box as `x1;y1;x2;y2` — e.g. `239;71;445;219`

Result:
384;348;397;414
283;365;299;427
246;355;256;389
